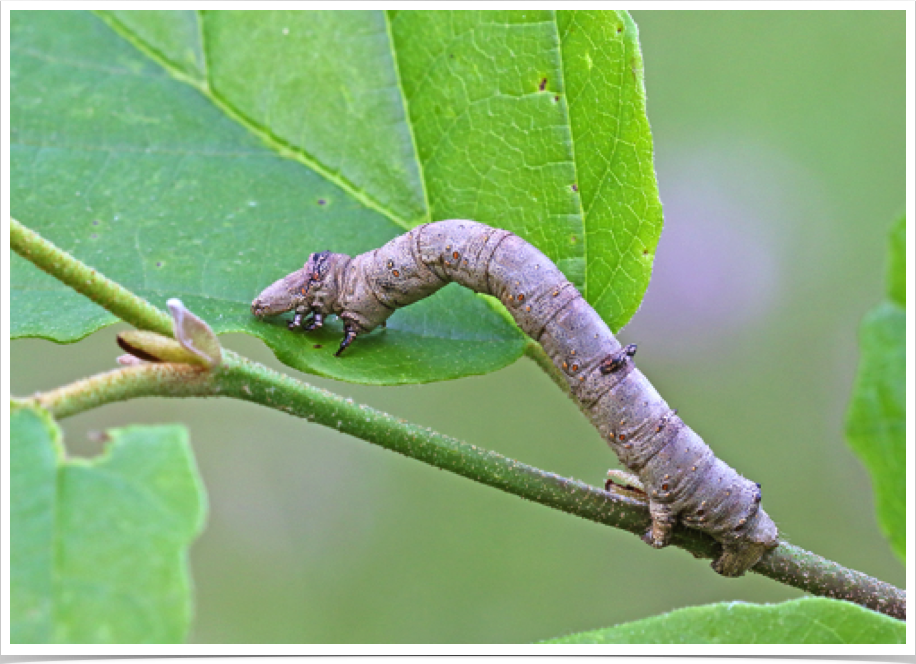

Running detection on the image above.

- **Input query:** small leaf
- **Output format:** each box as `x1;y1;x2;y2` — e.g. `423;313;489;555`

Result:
10;403;207;644
168;298;222;367
543;598;905;644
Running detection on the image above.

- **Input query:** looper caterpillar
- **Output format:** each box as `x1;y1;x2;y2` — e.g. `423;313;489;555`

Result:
251;220;779;576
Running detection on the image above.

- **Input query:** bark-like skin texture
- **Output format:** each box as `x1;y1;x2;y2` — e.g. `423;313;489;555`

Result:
252;220;779;576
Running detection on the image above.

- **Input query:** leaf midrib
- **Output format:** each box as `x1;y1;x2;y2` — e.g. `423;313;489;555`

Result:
384;10;431;226
553;10;588;300
95;10;416;234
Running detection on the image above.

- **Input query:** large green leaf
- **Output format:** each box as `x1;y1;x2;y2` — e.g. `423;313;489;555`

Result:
10;10;662;384
544;598;905;644
845;215;906;561
10;403;207;644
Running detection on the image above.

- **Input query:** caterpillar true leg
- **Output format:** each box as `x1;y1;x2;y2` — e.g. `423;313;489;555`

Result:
335;324;358;357
288;311;305;330
303;312;324;331
288;310;324;332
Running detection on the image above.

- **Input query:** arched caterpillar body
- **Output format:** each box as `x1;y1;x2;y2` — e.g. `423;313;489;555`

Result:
252;220;779;576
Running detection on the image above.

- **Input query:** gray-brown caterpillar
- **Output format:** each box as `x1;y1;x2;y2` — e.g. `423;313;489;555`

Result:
251;220;779;576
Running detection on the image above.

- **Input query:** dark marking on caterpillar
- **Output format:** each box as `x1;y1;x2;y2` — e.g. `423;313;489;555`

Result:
251;220;779;576
600;343;637;375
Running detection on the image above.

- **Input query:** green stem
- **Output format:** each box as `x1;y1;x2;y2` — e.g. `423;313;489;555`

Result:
27;362;213;419
10;217;173;336
25;353;906;621
12;218;906;620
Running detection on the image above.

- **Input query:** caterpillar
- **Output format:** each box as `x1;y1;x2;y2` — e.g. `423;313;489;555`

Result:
251;220;779;576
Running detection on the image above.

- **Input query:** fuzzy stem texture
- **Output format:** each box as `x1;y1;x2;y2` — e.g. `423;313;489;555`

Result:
24;352;906;621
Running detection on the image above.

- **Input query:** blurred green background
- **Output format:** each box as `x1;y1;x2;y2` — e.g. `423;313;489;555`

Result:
10;11;905;643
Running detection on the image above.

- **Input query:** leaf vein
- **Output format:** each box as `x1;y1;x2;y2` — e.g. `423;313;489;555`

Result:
97;11;413;232
384;11;431;226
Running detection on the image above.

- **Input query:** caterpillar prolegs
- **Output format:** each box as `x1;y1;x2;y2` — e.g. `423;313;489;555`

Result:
251;220;779;576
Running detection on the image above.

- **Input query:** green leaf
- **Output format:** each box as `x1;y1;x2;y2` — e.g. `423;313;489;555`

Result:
10;402;207;644
886;214;905;307
846;305;905;560
544;598;905;644
845;215;906;561
556;11;662;327
10;10;662;384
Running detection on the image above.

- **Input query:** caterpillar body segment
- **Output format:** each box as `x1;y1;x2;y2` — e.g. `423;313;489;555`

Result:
252;220;779;575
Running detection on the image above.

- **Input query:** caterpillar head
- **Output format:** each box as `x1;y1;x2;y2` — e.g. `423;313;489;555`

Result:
251;251;345;318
